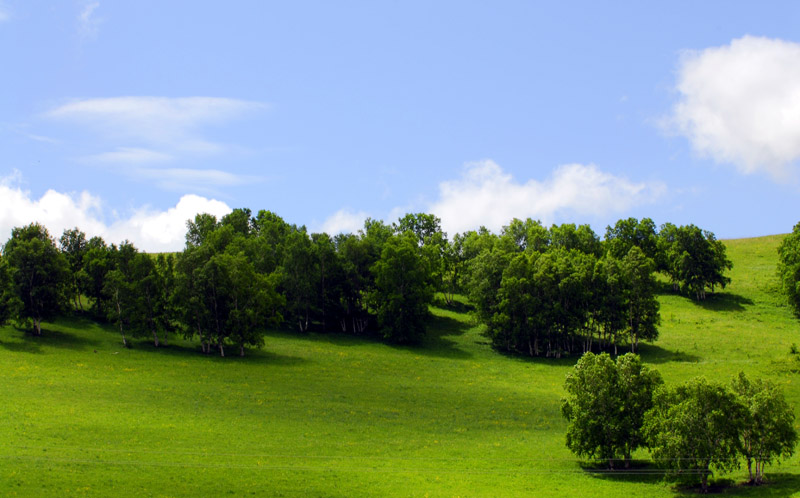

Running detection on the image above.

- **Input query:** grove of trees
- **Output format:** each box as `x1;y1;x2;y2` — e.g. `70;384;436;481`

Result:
562;355;797;492
0;212;733;359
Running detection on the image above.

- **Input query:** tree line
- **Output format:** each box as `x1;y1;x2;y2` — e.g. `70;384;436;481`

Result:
562;353;797;492
0;211;733;357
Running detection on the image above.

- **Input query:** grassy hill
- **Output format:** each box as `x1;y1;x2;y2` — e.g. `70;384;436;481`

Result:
2;235;799;497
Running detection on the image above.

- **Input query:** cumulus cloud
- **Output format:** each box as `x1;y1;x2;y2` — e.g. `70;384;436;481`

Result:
669;36;800;180
320;209;369;235
430;161;665;235
0;173;231;252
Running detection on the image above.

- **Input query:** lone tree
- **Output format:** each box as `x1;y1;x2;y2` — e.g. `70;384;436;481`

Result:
561;352;662;469
731;372;797;485
2;223;70;336
644;377;747;492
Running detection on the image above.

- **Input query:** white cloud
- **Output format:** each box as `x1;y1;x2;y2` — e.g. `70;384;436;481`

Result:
78;2;102;40
429;161;665;235
320;209;369;235
669;36;800;180
0;4;9;23
0;173;231;252
134;167;259;192
83;147;173;164
45;96;266;163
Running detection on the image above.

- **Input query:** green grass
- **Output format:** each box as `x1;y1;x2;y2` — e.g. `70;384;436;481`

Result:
2;235;800;497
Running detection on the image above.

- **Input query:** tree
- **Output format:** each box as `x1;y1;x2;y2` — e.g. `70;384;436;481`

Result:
103;241;139;347
731;372;797;484
644;377;747;492
777;222;800;318
2;223;70;335
59;227;88;311
81;237;112;319
605;217;658;261
0;253;11;327
658;224;732;300
621;247;660;353
561;352;662;469
368;231;434;343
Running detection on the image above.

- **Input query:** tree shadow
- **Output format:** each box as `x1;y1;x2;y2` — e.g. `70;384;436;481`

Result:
581;460;667;485
262;313;475;360
0;326;102;353
694;292;754;312
584;461;800;496
413;313;473;359
132;338;309;366
637;343;702;364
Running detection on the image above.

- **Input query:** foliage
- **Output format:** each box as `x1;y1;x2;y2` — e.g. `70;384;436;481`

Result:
658;223;732;300
1;223;70;335
561;353;662;468
59;227;88;311
777;221;800;318
368;231;435;343
644;377;747;492
731;372;797;484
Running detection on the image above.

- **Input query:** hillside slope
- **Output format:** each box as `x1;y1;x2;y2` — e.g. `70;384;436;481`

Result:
1;235;799;496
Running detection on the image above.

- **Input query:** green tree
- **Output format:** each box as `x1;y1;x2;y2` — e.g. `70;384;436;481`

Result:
59;227;88;311
103;241;139;347
561;353;662;469
621;247;660;353
659;224;732;300
731;372;797;484
368;231;434;343
81;237;112;319
777;222;800;318
605;217;658;261
644;377;747;492
2;223;70;336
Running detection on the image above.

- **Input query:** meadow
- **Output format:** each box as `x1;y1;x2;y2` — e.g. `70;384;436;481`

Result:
1;234;799;497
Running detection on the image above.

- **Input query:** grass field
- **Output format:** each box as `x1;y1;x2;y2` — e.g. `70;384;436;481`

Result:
2;235;800;497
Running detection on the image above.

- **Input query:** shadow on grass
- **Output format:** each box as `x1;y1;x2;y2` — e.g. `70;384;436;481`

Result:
132;338;309;366
413;312;473;359
637;343;701;364
581;460;666;485
656;283;754;312
261;313;475;360
0;325;103;354
589;463;800;496
694;292;754;312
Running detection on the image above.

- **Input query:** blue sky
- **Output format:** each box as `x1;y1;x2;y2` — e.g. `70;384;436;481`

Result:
2;1;800;251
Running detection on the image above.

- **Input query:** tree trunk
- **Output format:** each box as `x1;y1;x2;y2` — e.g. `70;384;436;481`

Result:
240;344;245;357
747;457;753;483
219;342;225;357
152;330;160;347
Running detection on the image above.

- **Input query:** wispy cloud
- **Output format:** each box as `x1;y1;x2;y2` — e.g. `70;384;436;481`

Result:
134;167;261;193
0;3;10;23
429;161;665;235
78;2;102;40
0;171;232;252
46;96;265;165
667;36;800;181
83;147;173;164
